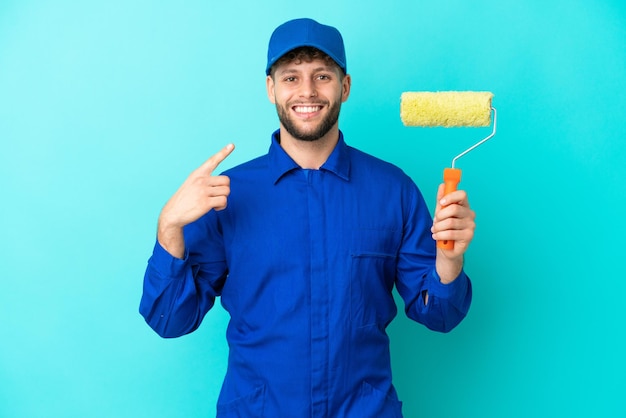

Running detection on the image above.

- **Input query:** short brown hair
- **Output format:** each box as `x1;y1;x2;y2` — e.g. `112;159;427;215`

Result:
269;47;345;78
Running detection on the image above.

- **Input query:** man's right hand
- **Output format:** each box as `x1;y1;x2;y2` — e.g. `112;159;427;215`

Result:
157;143;235;258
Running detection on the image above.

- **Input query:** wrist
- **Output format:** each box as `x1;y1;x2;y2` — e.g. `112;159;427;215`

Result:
157;217;185;259
436;253;464;284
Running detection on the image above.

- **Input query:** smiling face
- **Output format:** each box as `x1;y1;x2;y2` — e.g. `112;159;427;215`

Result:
267;49;351;143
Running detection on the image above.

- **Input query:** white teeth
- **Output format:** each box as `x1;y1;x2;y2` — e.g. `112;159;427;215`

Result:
294;106;321;113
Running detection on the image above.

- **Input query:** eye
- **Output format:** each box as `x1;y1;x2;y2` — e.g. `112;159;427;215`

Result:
317;74;331;81
283;76;297;83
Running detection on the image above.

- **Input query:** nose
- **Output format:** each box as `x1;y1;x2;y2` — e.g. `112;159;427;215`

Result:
299;77;317;98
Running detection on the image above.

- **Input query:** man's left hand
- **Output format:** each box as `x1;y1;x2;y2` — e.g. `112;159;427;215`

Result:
431;184;476;283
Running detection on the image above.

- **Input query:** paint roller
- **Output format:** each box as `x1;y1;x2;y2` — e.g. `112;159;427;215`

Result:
400;91;497;250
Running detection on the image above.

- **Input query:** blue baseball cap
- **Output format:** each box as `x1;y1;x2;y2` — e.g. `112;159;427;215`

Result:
266;18;346;75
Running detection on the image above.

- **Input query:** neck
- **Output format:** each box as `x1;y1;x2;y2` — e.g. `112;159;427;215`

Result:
278;125;340;169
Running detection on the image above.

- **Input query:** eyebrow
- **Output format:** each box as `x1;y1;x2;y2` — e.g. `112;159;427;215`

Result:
277;66;334;77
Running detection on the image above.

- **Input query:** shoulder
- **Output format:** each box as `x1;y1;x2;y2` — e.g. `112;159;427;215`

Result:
221;154;269;178
348;145;413;183
346;145;427;209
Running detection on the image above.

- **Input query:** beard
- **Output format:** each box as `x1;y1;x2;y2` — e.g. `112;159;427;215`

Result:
276;99;341;142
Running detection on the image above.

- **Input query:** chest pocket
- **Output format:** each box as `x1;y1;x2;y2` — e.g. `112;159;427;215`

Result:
350;228;401;328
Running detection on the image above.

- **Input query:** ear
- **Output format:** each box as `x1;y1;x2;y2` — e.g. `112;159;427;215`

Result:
266;75;276;104
341;74;352;103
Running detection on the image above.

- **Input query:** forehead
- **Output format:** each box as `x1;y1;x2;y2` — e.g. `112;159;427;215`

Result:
274;57;338;75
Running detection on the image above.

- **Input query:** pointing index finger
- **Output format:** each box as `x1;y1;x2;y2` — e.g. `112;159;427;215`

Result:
203;143;235;174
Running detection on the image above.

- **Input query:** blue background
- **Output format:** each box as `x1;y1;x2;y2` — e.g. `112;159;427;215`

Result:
1;1;625;417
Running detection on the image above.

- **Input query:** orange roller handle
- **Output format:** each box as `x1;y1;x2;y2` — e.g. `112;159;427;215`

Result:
437;168;462;250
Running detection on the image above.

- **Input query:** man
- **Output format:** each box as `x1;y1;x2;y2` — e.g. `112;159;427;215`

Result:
140;18;474;417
